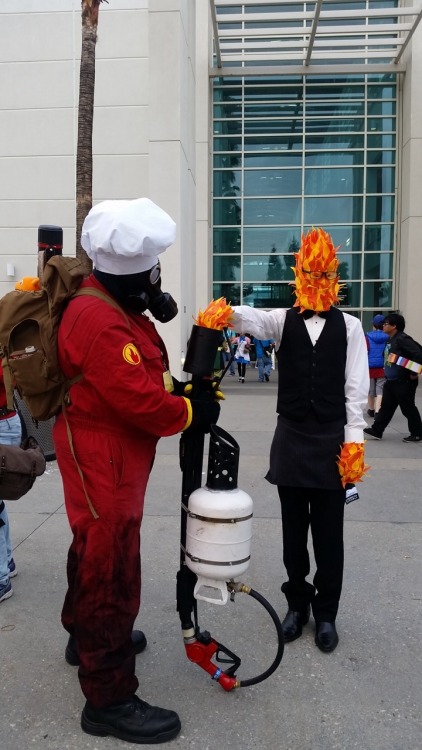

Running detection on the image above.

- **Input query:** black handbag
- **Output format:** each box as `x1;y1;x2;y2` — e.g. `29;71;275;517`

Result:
0;436;46;500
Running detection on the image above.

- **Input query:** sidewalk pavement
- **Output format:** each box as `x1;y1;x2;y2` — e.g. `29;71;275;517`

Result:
1;371;421;750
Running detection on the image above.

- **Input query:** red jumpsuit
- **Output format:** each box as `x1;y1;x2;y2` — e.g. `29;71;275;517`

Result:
53;276;189;708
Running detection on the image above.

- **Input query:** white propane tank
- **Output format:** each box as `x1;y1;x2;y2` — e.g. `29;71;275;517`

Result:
185;425;253;605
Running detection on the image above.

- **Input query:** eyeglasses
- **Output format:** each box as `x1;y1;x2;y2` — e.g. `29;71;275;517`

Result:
301;269;338;280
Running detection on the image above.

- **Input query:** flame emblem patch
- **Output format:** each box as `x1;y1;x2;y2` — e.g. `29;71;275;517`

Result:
122;343;141;365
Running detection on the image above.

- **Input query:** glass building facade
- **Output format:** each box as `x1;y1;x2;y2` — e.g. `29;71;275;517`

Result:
212;73;397;329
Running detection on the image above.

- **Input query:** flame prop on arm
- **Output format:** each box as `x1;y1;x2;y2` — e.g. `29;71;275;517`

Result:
337;442;370;488
292;227;343;313
194;297;234;331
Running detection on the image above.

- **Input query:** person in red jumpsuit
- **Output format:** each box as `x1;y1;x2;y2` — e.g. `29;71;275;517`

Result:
53;198;220;745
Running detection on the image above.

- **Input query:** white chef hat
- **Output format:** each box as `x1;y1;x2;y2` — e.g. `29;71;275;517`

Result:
81;198;176;274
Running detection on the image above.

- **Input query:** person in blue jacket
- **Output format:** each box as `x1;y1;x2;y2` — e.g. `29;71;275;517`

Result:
366;314;389;417
254;338;275;382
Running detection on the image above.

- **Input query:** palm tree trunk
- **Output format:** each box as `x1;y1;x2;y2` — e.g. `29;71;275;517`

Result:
76;0;105;273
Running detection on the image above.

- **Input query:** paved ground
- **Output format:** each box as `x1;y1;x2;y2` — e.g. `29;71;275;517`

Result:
1;368;421;750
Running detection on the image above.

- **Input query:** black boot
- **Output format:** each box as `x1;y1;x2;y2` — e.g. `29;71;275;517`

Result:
315;621;339;653
65;630;147;666
81;695;181;744
281;605;310;642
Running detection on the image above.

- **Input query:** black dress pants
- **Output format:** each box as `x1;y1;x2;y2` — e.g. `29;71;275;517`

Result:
278;486;345;622
372;377;422;437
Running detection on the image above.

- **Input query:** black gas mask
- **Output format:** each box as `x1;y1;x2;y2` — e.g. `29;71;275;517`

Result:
94;263;178;323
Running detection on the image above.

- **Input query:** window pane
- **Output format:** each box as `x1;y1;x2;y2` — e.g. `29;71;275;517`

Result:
306;102;365;117
367;117;395;132
367;150;395;165
213;121;242;136
305;119;364;133
305;167;363;195
244;135;303;150
244;169;302;196
305;85;365;100
213;283;240;306
214;154;242;168
337;254;362;279
214;136;242;152
364;253;393;279
304;224;362;251
366;167;395;194
367;133;395;149
213;102;242;119
213;199;241;226
244;227;301;253
364;224;394;251
213;228;241;253
304;196;363;225
306;134;365;149
213;171;241;197
244;152;302;167
244;103;304;118
367;100;396;117
244;198;301;224
367;85;396;99
363;281;392;307
365;195;395;222
338;282;361;307
243;254;295;282
213;256;241;282
242;283;295;308
305;151;364;166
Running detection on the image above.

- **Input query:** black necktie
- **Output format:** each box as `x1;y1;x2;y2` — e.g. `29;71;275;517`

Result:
301;309;330;320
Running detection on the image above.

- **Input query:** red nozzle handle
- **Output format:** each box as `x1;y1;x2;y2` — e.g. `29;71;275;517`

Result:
184;638;238;691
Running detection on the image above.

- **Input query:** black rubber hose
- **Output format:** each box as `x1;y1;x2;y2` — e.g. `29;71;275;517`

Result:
238;587;284;688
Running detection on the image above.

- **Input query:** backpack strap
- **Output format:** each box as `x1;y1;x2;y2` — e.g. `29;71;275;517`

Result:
72;287;131;327
62;287;132;521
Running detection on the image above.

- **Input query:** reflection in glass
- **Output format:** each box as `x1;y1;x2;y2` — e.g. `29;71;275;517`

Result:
213;283;241;307
366;167;395;194
364;253;393;279
363;281;392;307
244;198;301;225
244;170;301;196
304;225;362;251
213;256;241;282
306;134;365;150
365;195;395;223
305;168;364;195
213;136;241;152
336;253;362;280
213;229;241;254
367;133;395;149
244;152;302;167
213;171;241;196
364;224;394;251
338;282;361;308
243;254;295;282
242;283;296;309
244;227;301;254
213;199;241;226
244;135;303;151
305;151;364;166
304;196;363;225
367;150;395;165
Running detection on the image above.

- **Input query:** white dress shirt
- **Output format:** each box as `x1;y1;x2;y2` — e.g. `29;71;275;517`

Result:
231;306;369;443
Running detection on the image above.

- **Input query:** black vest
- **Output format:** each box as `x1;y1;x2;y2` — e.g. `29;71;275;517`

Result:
276;307;347;422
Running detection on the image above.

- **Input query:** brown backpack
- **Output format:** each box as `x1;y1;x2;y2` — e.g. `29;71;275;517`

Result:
0;256;85;421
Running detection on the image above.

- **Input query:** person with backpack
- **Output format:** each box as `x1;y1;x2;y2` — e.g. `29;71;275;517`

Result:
0;361;22;603
254;337;275;382
53;198;220;745
366;314;389;417
364;313;422;443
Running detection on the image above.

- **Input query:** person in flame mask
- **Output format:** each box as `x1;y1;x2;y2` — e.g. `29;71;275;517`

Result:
230;227;369;653
53;198;219;745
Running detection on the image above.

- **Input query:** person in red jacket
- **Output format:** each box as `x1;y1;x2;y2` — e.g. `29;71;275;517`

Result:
53;198;219;745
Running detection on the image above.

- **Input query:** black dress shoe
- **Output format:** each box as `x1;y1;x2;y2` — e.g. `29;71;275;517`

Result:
81;694;181;744
281;605;310;642
315;621;339;653
65;630;147;666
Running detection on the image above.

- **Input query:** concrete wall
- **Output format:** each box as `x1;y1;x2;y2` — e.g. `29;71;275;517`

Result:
398;18;422;341
0;0;204;375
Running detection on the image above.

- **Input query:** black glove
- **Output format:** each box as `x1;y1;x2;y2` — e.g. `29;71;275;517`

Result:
188;398;221;433
171;377;193;396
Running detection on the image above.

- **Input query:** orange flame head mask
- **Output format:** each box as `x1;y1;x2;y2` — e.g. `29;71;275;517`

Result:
292;227;343;313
